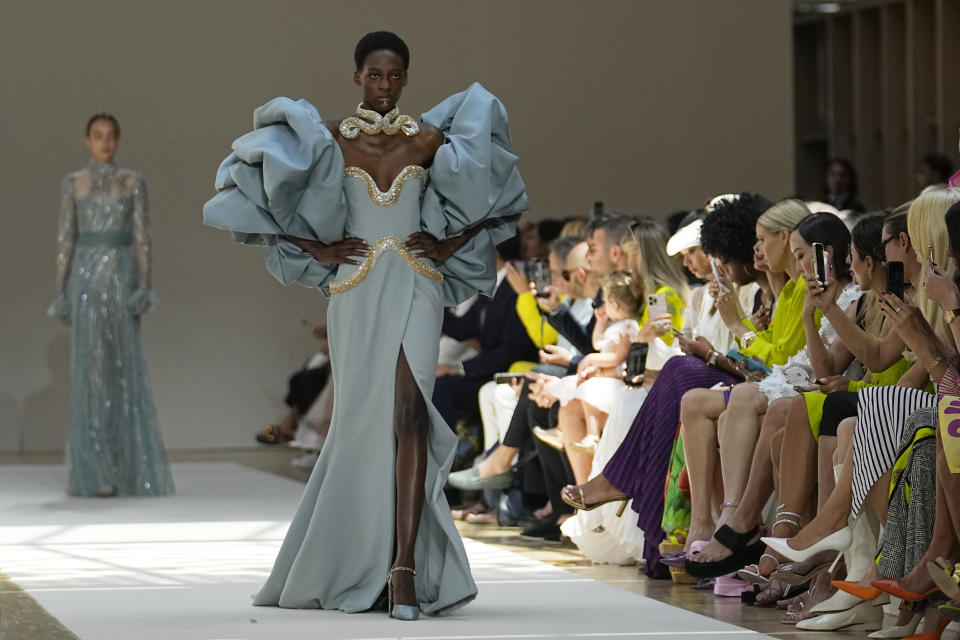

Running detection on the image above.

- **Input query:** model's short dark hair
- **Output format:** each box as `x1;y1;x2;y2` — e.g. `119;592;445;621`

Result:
354;31;409;70
699;192;773;265
921;152;955;183
86;113;120;137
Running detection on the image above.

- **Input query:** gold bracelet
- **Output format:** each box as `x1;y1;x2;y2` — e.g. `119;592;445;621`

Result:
926;355;944;375
741;331;757;349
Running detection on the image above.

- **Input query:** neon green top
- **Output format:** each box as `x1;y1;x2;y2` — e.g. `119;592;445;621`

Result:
740;276;819;366
515;291;559;348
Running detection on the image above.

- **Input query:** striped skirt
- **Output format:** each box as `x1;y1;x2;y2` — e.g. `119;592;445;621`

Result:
852;386;937;516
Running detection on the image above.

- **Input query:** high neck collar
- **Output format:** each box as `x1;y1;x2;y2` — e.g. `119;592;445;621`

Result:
88;159;117;176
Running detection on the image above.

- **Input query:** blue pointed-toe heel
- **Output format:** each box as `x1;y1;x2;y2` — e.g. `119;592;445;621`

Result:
388;566;420;621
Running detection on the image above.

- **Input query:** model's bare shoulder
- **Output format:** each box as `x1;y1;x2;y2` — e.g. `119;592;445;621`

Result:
417;122;445;153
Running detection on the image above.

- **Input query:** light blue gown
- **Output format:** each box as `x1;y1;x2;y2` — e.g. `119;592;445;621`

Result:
49;161;174;497
203;83;527;614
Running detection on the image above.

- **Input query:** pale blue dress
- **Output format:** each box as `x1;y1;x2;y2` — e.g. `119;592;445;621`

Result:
49;161;174;497
203;83;527;614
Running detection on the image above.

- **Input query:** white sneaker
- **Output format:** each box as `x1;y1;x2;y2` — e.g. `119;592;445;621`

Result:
291;451;320;469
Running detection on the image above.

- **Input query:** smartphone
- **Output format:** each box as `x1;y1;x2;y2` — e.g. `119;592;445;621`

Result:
710;258;723;284
493;372;525;384
812;242;828;285
885;261;904;300
792;384;808;393
647;293;668;319
525;258;551;298
668;326;685;338
724;348;774;374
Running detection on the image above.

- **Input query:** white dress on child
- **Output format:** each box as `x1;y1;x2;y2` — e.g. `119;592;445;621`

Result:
544;318;640;414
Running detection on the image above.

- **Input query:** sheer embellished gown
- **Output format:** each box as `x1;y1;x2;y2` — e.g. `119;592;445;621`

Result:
203;83;527;614
49;161;174;497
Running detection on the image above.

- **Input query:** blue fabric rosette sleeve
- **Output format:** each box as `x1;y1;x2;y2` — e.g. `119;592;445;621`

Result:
202;97;347;293
420;83;529;306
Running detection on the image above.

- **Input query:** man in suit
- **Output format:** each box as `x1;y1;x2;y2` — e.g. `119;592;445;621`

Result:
433;238;538;431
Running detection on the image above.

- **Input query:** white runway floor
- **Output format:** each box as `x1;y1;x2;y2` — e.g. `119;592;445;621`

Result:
0;463;774;640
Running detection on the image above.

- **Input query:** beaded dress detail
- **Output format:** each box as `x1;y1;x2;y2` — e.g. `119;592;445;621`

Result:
49;161;173;496
204;83;527;615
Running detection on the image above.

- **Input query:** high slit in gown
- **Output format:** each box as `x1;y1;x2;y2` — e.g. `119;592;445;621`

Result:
203;83;527;614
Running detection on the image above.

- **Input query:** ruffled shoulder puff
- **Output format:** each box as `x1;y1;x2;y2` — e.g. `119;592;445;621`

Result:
202;97;347;291
421;82;529;305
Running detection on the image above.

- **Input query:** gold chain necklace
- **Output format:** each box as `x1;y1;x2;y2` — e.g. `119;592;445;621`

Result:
339;103;419;139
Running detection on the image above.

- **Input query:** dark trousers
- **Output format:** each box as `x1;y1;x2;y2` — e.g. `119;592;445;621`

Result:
285;364;330;415
433;375;486;429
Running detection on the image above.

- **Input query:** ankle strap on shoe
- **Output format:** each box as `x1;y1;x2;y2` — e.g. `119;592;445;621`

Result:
390;566;416;576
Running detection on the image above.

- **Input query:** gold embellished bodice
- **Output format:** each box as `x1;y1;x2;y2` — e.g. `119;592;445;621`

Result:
329;165;442;294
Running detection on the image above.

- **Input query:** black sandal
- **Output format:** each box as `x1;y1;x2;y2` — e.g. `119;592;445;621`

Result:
684;524;764;579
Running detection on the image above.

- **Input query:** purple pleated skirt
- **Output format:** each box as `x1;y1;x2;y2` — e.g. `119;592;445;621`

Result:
603;355;738;575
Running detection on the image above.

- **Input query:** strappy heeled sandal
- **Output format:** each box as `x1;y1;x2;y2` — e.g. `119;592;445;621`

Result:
560;485;628;516
387;566;419;621
684;523;764;579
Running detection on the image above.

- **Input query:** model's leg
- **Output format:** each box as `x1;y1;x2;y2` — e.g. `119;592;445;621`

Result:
680;388;725;546
392;348;428;609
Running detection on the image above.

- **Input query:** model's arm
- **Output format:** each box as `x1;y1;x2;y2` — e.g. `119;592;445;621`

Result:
54;176;76;295
283;236;370;264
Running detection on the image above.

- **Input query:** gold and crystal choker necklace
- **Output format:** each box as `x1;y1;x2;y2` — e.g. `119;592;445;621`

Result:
339;103;419;139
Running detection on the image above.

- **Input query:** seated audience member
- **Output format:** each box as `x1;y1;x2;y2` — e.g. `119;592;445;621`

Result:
255;323;330;445
433;237;539;432
475;235;586;461
683;212;855;578
761;189;960;631
559;192;773;576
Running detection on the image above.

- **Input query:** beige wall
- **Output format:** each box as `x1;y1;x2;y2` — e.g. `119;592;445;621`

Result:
0;0;793;452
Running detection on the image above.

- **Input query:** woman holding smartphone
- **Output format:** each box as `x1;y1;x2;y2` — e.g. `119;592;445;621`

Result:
682;213;856;578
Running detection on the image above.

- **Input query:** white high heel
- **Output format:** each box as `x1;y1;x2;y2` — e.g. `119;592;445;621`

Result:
761;526;852;563
810;501;881;614
867;611;922;638
795;598;884;631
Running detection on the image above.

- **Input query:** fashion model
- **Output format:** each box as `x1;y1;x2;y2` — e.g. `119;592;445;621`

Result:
204;31;527;618
49;114;173;497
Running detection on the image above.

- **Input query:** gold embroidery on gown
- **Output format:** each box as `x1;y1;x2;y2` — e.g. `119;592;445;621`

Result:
329;236;443;294
343;165;427;208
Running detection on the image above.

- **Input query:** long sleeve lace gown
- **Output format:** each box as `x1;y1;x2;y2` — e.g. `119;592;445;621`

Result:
49;161;174;497
203;83;527;614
